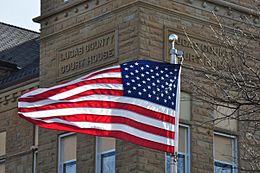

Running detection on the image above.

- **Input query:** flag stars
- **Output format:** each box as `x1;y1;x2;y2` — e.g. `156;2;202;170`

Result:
122;61;179;109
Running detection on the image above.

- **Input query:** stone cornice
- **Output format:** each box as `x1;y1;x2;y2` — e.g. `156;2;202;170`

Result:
33;0;87;23
38;0;259;40
206;0;259;16
0;79;39;111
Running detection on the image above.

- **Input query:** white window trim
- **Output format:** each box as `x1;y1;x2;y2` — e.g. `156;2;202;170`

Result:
95;137;115;173
213;132;237;173
165;123;190;173
58;132;76;173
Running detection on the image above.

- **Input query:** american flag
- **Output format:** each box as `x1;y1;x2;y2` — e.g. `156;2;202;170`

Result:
18;60;181;153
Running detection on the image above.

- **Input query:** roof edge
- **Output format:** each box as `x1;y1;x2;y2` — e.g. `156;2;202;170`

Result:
0;21;40;34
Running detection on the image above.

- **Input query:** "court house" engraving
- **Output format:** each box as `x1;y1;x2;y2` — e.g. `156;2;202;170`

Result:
58;30;118;79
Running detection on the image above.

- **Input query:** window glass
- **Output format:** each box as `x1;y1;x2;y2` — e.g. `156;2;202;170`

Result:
59;133;76;173
214;133;237;173
96;137;115;173
166;125;190;173
180;92;191;121
63;135;77;162
166;154;185;173
0;132;6;156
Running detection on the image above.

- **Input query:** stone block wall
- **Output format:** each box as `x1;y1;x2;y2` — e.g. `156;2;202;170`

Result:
33;0;259;172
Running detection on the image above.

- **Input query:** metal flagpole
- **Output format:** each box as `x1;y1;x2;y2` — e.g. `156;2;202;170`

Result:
169;34;183;173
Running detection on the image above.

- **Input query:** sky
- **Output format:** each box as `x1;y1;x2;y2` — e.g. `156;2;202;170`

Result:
0;0;40;32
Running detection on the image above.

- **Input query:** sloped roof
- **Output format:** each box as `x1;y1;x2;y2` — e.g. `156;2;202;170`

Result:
0;22;39;52
0;22;40;90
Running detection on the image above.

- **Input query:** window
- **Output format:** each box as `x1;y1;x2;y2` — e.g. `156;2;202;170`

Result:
166;125;190;173
180;92;191;121
214;132;237;173
96;137;115;173
58;133;77;173
33;126;38;173
0;131;6;173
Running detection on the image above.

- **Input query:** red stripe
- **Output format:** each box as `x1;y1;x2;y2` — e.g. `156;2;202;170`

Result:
84;68;121;80
18;114;175;153
18;100;175;124
19;78;122;102
33;114;175;138
64;89;124;100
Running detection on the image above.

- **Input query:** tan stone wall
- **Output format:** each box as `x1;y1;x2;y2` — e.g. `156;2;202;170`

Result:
0;80;39;173
34;0;259;172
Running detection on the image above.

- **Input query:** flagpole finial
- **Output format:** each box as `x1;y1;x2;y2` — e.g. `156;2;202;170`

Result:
169;34;178;49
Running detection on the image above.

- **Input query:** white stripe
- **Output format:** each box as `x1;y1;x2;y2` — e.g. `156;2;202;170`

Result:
21;88;48;98
49;84;123;100
34;118;175;146
19;95;175;117
87;72;121;80
19;107;175;131
20;66;120;98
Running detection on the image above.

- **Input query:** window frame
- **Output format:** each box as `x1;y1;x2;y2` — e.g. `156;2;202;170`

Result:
58;132;76;173
95;137;116;173
165;123;190;173
213;132;237;173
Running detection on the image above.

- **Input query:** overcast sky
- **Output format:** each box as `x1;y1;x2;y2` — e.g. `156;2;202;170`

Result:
0;0;40;32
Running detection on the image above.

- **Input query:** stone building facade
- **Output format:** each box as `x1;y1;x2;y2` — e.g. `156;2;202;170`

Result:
0;0;259;173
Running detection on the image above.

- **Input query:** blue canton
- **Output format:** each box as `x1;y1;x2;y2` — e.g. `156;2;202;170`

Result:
121;60;180;109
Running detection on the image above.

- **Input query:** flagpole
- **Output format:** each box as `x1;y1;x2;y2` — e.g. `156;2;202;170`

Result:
169;34;183;173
